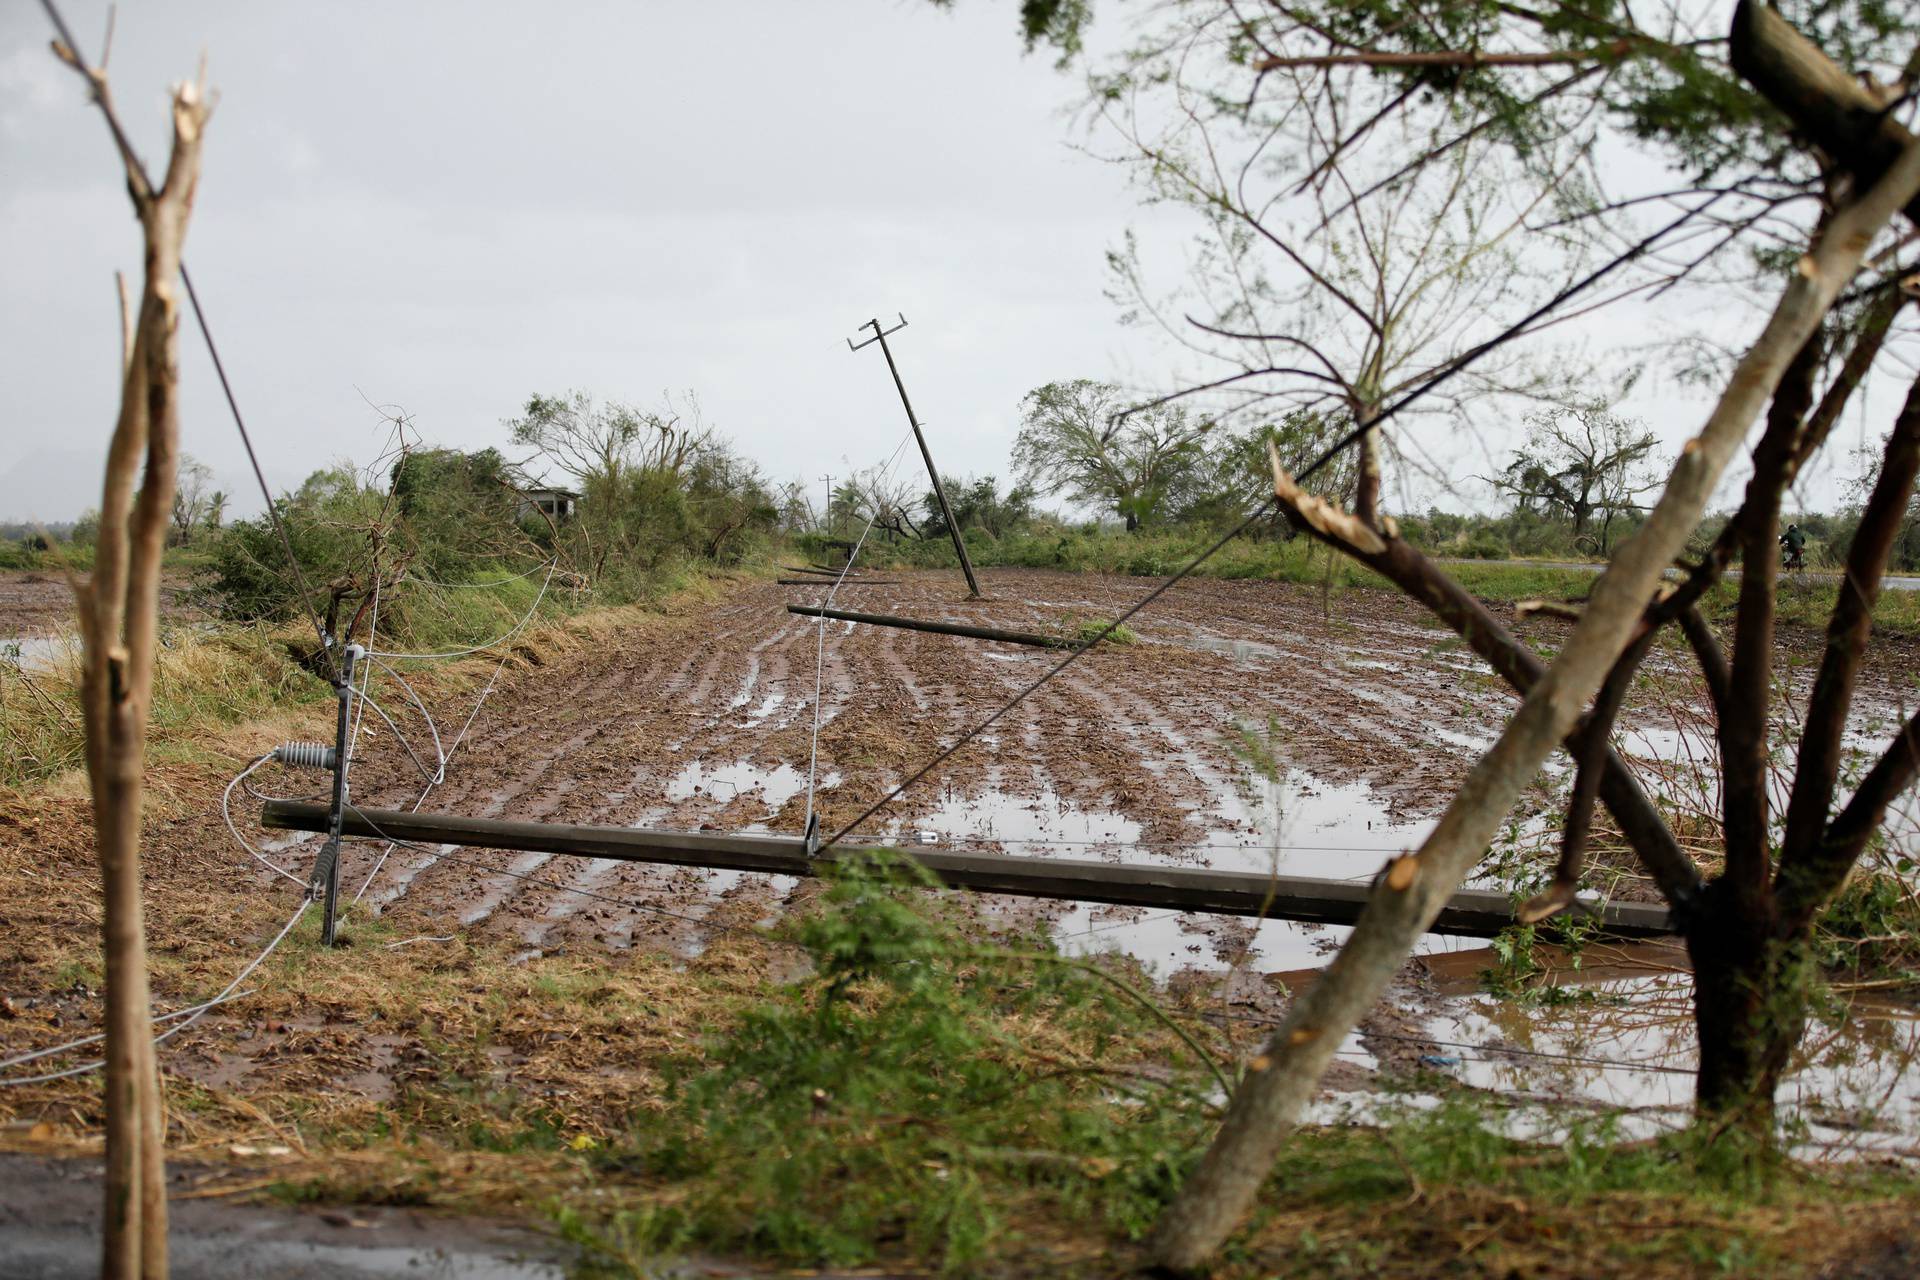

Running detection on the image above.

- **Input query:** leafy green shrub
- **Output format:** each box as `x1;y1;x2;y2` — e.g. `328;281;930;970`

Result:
1461;530;1509;560
602;855;1207;1270
1816;870;1920;982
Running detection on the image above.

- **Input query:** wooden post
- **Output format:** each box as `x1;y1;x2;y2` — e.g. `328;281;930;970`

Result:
787;603;1069;648
259;799;1675;937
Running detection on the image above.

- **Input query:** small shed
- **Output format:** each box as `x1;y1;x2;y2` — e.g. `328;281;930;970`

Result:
518;486;579;524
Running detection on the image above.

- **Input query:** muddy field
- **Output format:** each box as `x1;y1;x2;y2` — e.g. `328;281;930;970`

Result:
333;568;1545;970
7;565;1920;1170
0;569;197;641
329;567;1914;974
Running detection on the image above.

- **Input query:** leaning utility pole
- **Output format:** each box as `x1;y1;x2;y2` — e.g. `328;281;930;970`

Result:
848;315;981;597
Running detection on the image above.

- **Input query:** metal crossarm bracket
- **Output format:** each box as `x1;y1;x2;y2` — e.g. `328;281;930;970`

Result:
847;313;907;352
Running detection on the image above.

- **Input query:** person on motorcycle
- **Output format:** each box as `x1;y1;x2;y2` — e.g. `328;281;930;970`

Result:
1781;522;1807;570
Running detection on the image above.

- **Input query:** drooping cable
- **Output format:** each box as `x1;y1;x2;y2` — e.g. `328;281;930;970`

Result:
802;428;917;835
363;561;557;660
0;900;310;1087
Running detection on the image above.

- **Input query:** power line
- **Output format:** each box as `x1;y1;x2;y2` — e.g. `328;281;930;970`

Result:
0;901;311;1088
819;193;1738;852
805;429;919;834
364;561;557;660
41;0;337;671
825;503;1275;846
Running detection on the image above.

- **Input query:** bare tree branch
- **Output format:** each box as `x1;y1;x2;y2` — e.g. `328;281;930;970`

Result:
1775;372;1920;931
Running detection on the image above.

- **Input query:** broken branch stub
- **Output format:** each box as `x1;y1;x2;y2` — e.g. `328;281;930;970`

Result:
1268;440;1386;554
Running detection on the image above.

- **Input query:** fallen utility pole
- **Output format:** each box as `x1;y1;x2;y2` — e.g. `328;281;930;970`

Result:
782;565;870;577
778;578;902;586
260;799;1674;938
788;603;1066;649
848;314;981;598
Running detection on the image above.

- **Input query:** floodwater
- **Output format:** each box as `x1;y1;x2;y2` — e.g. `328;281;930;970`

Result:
315;568;1920;1152
871;765;1448;974
0;634;70;673
1442;557;1920;592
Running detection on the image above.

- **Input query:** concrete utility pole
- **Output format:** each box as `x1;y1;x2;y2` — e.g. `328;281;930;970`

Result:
848;315;981;598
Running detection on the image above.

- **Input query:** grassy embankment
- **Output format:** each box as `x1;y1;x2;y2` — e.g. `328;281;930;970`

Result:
0;550;728;794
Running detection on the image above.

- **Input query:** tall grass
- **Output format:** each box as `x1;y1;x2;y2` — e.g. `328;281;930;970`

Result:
0;625;330;791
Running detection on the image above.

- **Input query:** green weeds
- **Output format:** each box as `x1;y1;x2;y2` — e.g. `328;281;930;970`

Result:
579;855;1210;1271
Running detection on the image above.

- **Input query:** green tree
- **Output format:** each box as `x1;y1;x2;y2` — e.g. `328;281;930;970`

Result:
1492;403;1662;555
1012;379;1212;530
920;474;1038;541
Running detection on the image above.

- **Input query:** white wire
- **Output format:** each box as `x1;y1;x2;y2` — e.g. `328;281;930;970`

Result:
0;900;311;1088
354;689;443;785
368;655;448;781
3;503;539;1089
802;429;918;832
222;755;309;888
0;988;257;1072
400;561;555;589
347;649;511;907
346;574;381;753
363;560;557;660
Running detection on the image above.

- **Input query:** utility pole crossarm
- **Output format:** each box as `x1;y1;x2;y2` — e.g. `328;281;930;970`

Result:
848;314;982;598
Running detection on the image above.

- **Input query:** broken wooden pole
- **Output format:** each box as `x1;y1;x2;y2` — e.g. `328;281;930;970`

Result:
847;315;982;598
787;604;1066;648
260;800;1674;938
778;578;902;586
782;565;869;577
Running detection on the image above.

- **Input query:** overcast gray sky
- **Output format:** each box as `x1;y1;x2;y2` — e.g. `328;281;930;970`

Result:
1;1;1194;522
0;2;1899;525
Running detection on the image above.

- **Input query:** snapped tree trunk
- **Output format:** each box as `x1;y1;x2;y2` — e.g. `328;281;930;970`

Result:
50;31;216;1280
1146;135;1920;1274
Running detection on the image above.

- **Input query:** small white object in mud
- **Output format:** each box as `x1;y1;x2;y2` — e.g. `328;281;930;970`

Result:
915;831;939;845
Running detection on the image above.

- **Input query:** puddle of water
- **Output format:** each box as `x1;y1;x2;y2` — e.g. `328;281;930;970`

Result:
895;787;1146;853
1617;722;1920;851
887;769;1428;881
724;656;761;710
1416;972;1920;1158
1180;632;1281;664
0;634;72;674
740;691;786;725
1043;901;1481;977
666;759;815;812
874;770;1442;973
